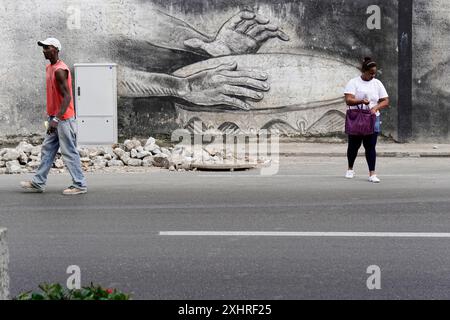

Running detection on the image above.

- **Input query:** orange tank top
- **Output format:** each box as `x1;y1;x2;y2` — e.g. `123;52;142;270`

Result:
46;60;75;120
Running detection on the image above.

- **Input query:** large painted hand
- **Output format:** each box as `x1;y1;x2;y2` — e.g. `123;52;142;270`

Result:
180;61;269;110
184;10;289;57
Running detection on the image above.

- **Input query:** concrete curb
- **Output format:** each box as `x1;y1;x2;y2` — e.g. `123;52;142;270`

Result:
0;228;9;300
275;143;450;158
278;152;450;158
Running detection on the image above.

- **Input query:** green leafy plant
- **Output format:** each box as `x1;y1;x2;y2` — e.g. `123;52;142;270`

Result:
15;283;131;300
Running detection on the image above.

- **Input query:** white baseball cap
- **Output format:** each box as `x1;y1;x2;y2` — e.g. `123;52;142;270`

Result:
38;38;62;52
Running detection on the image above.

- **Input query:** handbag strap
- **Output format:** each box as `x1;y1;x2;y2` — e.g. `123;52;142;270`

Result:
348;104;363;110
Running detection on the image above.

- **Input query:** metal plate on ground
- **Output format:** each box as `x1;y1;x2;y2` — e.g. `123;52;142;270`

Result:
191;163;257;171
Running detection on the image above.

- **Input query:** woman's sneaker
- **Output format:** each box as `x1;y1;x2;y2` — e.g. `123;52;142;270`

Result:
368;175;381;183
345;170;355;179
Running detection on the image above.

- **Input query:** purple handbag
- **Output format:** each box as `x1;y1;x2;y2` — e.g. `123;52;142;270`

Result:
345;106;376;136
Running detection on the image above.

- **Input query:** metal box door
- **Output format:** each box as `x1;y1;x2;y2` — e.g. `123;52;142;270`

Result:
74;63;118;145
77;117;115;145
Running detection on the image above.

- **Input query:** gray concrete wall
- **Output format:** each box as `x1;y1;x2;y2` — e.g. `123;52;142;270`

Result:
0;228;9;300
0;0;447;142
412;0;450;142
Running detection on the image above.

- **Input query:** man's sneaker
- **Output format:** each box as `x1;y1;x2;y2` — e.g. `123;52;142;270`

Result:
345;170;355;179
62;186;87;195
20;181;44;193
369;175;381;183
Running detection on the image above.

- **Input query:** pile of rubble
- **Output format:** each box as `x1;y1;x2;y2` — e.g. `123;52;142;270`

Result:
0;137;270;174
0;141;42;174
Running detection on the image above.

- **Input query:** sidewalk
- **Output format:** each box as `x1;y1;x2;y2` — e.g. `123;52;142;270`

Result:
277;142;450;157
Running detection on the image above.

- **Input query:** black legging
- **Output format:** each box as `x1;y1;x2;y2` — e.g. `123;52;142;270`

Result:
347;133;378;172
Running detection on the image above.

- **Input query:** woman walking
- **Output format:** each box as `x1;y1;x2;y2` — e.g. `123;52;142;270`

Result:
344;57;390;183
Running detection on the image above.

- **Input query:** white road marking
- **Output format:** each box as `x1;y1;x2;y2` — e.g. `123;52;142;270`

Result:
198;174;423;178
159;231;450;238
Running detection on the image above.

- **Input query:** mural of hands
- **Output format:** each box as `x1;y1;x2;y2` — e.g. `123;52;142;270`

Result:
184;10;290;57
180;61;270;110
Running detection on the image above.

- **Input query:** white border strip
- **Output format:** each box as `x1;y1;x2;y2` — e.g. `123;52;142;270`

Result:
159;231;450;238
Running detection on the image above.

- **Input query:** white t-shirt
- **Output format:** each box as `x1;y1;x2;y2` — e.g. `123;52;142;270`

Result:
344;77;388;116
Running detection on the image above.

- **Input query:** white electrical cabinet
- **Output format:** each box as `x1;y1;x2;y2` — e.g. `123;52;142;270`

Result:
74;63;118;145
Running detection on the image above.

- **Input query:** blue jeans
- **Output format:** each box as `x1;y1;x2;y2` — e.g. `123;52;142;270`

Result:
32;117;87;190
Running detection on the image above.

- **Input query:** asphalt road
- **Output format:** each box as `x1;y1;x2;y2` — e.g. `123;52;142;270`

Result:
1;156;450;300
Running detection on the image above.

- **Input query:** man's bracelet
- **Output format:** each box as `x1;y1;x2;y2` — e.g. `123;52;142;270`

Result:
52;117;60;123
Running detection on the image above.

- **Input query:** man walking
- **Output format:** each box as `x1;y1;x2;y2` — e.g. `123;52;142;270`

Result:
21;38;87;195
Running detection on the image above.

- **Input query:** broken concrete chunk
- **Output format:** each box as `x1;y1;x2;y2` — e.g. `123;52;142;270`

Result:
31;146;42;156
26;161;41;170
107;160;124;167
127;159;143;167
130;149;138;158
2;149;20;161
78;148;90;158
124;139;141;151
16;141;34;154
6;160;21;174
18;152;28;165
54;159;64;169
